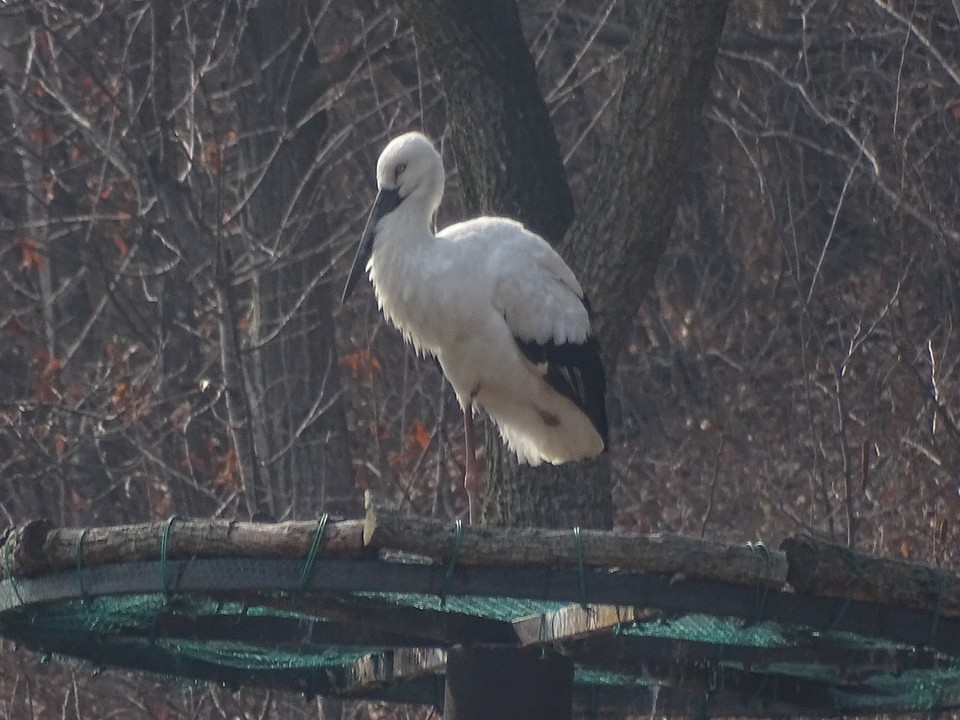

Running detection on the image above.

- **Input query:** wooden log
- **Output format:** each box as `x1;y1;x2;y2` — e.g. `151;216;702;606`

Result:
364;495;788;587
0;519;55;578
782;535;960;617
0;517;367;578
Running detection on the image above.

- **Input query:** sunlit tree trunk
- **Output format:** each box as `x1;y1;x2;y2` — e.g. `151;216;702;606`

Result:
235;0;356;519
397;0;729;530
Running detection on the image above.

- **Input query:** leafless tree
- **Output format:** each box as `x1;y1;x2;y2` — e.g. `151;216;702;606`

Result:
1;0;959;718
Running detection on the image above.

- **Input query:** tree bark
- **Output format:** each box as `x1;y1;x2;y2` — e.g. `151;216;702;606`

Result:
393;0;604;529
393;0;574;245
395;2;728;532
564;2;731;366
364;498;789;586
237;0;356;519
0;517;366;578
782;535;960;617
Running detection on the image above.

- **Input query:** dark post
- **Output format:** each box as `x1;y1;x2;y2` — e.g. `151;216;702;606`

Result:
443;646;573;720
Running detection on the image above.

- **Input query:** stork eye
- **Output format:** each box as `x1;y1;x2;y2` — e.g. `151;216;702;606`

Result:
394;163;407;181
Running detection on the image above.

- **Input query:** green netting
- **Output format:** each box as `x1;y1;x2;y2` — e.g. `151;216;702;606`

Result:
160;639;374;671
354;591;567;620
4;557;960;716
0;593;382;672
830;669;960;712
626;613;790;647
579;613;960;715
575;668;652;688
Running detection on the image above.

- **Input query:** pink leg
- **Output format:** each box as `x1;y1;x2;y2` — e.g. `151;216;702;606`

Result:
463;403;481;524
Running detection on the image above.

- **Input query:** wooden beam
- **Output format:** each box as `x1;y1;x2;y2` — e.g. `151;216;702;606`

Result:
6;552;960;659
143;613;435;648
564;632;949;678
364;495;788;587
783;535;960;617
226;591;518;646
335;647;446;695
443;646;573;720
7;556;960;656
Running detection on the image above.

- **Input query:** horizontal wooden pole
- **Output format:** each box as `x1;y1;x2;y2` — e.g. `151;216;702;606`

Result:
0;517;366;578
782;535;960;618
364;494;788;588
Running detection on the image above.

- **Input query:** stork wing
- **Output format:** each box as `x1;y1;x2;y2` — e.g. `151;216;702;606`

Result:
492;233;609;444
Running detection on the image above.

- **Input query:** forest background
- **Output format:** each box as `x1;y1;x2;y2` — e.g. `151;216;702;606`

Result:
1;0;959;717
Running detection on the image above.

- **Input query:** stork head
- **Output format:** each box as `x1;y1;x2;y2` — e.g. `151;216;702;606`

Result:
343;132;445;302
376;132;444;212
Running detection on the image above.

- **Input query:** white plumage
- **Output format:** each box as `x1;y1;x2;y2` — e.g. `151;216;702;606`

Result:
343;132;607;514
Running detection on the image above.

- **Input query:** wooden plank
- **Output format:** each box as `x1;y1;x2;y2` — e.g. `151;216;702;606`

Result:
443;646;573;720
8;555;960;657
783;535;960;617
225;590;518;646
364;494;788;587
143;613;436;648
1;518;367;578
513;604;651;646
335;647;446;694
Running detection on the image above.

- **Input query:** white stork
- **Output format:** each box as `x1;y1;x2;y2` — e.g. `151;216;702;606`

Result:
342;132;607;521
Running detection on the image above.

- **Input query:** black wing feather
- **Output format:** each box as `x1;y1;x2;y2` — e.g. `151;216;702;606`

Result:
514;335;609;445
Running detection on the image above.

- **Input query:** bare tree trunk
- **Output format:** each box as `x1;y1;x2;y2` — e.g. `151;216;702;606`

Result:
236;0;356;519
397;0;729;530
393;0;574;245
0;17;59;521
564;2;731;366
215;255;263;519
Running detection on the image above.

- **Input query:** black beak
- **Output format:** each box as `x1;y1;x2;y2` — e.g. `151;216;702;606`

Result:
342;187;402;303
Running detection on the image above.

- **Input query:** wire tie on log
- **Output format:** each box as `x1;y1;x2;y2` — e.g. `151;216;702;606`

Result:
929;569;946;645
75;528;90;600
747;541;771;621
574;526;589;610
440;518;463;609
298;513;329;593
2;539;24;606
826;597;852;631
160;516;179;596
